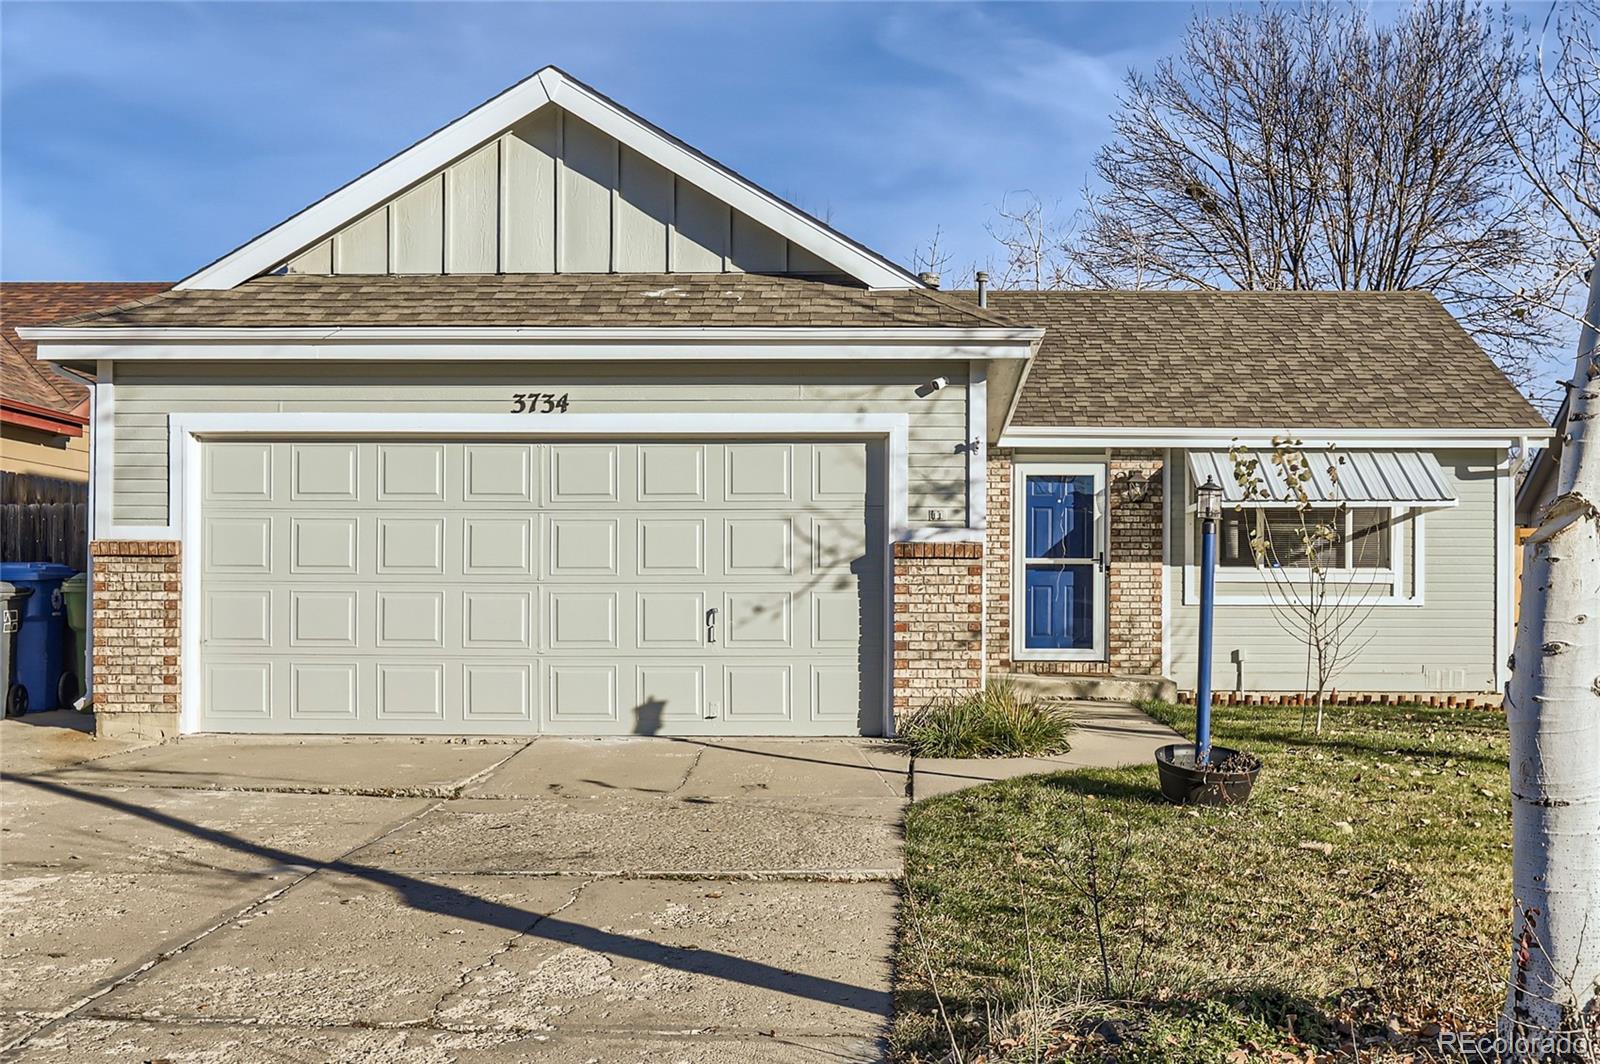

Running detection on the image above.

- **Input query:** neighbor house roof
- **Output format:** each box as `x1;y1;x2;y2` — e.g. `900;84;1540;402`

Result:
2;282;170;428
982;290;1546;432
41;273;1016;330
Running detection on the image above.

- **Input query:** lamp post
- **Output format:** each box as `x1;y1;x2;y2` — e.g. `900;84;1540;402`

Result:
1195;475;1223;767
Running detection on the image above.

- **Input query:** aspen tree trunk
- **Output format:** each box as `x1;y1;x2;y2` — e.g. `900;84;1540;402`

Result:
1504;253;1600;1050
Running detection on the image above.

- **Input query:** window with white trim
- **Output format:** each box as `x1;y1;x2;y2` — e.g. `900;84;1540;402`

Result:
1212;506;1396;572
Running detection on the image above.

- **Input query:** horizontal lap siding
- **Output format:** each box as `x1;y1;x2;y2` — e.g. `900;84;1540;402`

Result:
110;361;968;528
1166;449;1502;693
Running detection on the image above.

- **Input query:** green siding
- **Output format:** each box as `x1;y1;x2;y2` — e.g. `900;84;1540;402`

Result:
1166;448;1503;693
109;361;968;529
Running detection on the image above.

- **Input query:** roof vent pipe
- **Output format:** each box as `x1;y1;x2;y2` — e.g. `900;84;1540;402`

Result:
918;271;941;289
975;271;989;308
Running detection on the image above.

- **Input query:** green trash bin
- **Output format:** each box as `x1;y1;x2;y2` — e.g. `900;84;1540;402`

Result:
61;572;88;710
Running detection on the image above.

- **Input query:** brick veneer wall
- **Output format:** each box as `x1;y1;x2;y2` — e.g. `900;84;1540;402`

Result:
91;540;181;740
892;540;984;718
986;449;1165;676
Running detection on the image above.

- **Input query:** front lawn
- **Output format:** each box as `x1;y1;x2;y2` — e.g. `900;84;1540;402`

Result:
895;699;1512;1062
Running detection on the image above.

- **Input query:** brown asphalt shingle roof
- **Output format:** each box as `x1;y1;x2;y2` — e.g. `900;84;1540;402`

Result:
981;289;1546;432
46;273;1018;330
2;281;171;413
28;276;1543;433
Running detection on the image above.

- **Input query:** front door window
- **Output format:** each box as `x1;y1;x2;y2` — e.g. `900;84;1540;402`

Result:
1017;465;1106;657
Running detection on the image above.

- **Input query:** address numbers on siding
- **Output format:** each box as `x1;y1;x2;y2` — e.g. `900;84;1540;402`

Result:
510;393;570;413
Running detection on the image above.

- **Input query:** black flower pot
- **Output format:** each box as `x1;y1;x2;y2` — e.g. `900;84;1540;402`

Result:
1154;744;1262;806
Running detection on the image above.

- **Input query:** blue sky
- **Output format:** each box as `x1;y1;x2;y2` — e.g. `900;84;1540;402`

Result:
1;1;1190;282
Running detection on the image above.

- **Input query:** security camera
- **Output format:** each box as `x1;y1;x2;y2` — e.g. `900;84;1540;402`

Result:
915;376;950;398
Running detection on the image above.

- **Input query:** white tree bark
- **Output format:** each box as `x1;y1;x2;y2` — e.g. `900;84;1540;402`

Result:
1505;252;1600;1050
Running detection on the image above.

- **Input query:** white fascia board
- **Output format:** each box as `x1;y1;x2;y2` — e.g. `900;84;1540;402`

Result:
174;67;922;292
27;328;1041;366
999;426;1554;449
20;325;1041;344
176;75;555;291
542;71;919;290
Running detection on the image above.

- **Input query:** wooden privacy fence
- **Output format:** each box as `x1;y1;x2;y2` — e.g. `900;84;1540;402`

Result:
1;473;87;570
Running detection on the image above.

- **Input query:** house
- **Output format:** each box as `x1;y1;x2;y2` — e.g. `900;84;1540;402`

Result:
20;69;1549;741
3;283;170;484
1516;392;1566;529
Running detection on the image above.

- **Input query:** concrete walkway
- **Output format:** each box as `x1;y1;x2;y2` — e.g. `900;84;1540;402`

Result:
0;700;1172;1062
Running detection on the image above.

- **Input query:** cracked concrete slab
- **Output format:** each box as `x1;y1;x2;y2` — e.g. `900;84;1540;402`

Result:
85;871;578;1029
10;1018;882;1062
0;779;433;874
0;869;290;1020
346;795;904;877
434;878;895;1039
463;738;703;799
36;736;527;796
677;739;909;801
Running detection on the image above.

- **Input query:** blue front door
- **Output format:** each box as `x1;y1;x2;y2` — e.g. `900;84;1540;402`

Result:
1018;467;1104;656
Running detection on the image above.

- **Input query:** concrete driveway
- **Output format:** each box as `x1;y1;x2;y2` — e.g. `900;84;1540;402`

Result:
0;719;907;1063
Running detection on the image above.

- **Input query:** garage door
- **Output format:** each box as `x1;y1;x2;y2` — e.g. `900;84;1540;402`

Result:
197;439;885;735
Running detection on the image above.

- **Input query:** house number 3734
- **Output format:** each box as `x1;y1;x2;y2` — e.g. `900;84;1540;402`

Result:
509;393;570;413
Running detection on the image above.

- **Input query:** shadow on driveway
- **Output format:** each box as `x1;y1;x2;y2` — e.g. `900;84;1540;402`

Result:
3;773;888;1016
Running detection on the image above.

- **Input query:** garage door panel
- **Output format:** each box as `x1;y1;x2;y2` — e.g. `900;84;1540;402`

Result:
725;442;793;502
290;590;359;646
376;590;444;647
464;517;533;574
637;591;705;649
463;591;533;649
547;517;620;576
724;518;792;575
291;443;360;501
547;664;618;724
207;516;274;573
636;665;705;724
548;444;621;504
722;591;791;649
464;443;533;501
724;665;792;723
463;663;533;721
291;517;359;573
377;662;446;720
205;589;273;646
547;590;619;649
200;439;883;736
377;444;447;501
291;662;360;720
377;518;445;574
206;442;274;502
207;661;272;720
637;519;705;575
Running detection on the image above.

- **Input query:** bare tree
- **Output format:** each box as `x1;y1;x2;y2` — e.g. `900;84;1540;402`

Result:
986;192;1074;290
1226;440;1383;735
1070;1;1552;384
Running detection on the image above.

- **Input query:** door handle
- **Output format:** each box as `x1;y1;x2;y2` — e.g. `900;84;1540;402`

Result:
706;607;719;644
1096;550;1107;573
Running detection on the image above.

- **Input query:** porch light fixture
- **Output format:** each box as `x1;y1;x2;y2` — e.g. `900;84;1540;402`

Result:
1197;475;1224;522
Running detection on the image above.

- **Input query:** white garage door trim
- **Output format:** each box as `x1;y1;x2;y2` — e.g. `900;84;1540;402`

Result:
171;412;910;737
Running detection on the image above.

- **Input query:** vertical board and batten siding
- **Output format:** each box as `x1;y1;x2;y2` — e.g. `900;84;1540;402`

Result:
107;362;968;529
281;107;844;278
1166;448;1502;693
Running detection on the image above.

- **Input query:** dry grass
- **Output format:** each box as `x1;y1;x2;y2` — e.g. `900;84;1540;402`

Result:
894;699;1512;1062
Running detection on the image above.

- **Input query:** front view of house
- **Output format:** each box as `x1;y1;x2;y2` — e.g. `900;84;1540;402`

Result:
23;68;1550;741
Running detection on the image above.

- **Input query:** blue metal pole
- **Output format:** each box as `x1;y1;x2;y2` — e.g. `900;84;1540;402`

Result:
1195;515;1217;766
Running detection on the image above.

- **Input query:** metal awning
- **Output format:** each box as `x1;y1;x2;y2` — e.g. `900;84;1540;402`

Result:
1187;449;1458;507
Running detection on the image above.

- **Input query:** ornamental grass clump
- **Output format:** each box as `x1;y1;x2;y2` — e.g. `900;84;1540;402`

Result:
899;681;1075;758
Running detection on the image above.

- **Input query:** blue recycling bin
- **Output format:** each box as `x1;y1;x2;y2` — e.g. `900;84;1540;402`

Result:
0;563;77;715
